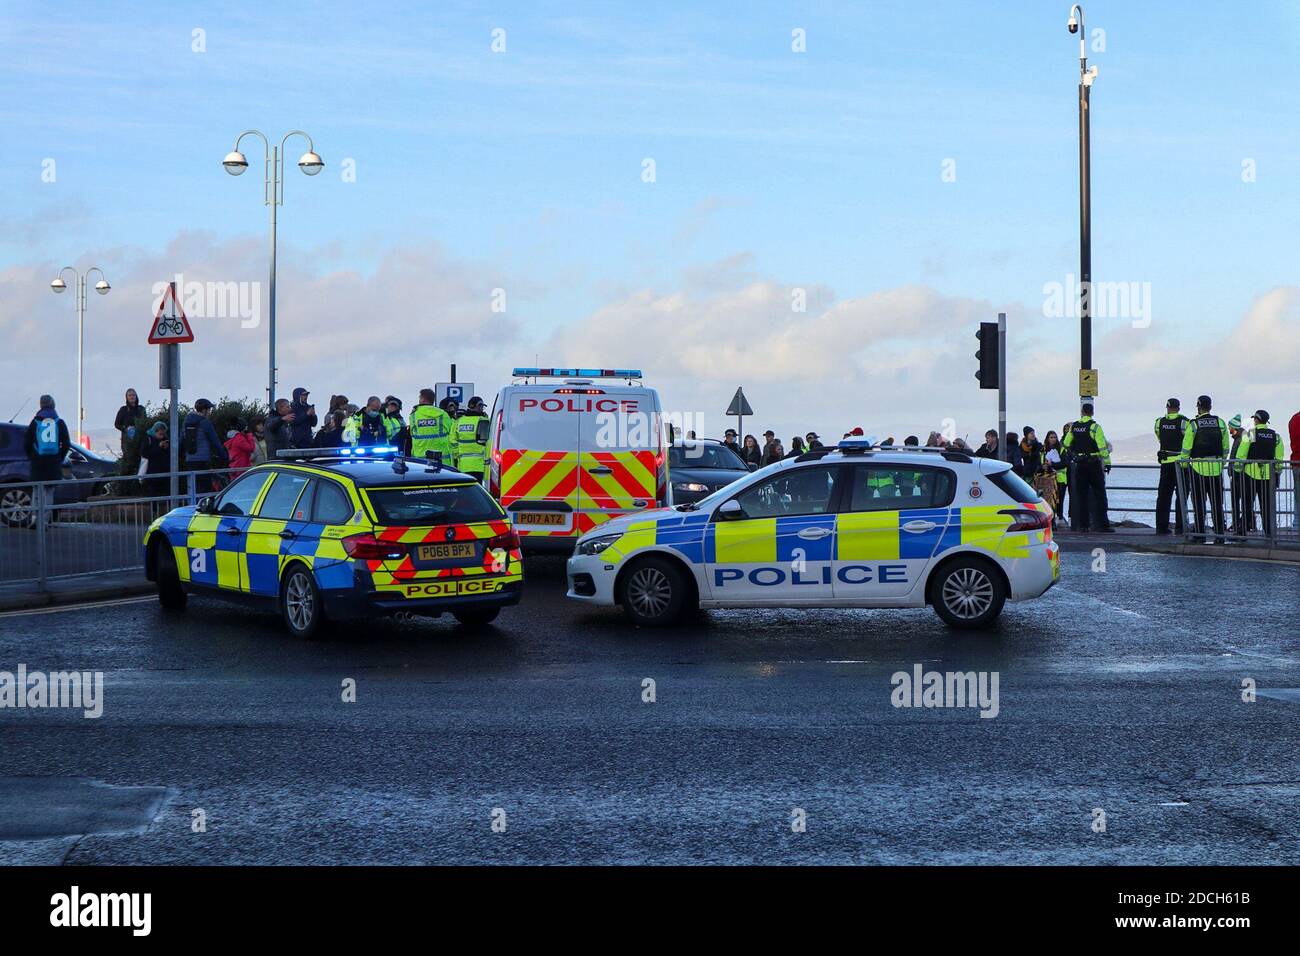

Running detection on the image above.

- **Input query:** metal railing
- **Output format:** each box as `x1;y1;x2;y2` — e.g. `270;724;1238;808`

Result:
1173;458;1296;547
0;467;237;591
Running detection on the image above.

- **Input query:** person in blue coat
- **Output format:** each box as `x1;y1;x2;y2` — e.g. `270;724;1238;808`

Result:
182;398;228;493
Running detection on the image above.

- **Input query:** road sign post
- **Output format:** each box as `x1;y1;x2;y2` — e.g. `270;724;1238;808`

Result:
150;282;194;497
725;387;753;442
997;312;1007;464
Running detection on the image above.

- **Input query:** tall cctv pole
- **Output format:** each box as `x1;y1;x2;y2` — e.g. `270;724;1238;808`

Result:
222;131;324;408
50;266;111;446
1068;5;1098;404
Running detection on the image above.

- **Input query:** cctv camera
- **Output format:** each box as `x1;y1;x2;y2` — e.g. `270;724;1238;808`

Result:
1067;19;1079;33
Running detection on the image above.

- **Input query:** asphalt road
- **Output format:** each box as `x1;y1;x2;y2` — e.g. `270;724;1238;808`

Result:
0;548;1297;865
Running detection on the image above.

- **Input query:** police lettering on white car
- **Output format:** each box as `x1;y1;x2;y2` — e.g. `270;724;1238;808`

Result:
566;440;1059;629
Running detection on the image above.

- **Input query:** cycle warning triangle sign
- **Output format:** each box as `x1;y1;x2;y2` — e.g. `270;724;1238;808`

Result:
148;281;194;344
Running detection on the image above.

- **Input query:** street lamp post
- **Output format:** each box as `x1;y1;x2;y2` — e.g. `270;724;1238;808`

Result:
222;130;323;408
1068;5;1098;404
49;266;110;446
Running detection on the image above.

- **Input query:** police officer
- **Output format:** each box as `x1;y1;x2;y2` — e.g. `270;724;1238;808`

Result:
383;396;407;451
408;389;456;463
343;396;397;447
25;394;71;484
1235;409;1286;537
1153;398;1189;534
1061;403;1112;532
1179;394;1231;542
454;396;489;482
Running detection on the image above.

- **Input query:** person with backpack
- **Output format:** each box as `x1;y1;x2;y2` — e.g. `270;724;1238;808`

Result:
182;398;228;493
25;394;71;484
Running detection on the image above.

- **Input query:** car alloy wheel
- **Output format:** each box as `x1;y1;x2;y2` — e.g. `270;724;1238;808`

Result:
0;486;34;528
627;566;672;619
941;566;995;620
284;571;317;634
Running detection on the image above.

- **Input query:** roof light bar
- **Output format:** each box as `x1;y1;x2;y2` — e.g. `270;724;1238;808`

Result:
512;367;642;379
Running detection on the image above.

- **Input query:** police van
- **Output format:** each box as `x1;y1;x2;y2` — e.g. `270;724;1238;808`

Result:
486;368;668;551
566;441;1059;629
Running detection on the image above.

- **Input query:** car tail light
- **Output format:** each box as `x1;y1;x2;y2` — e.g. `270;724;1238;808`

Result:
487;528;521;553
342;532;406;561
999;508;1052;533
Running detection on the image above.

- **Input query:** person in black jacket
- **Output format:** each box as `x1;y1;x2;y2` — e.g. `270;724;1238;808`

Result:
740;434;762;468
140;422;172;497
289;387;318;447
1004;432;1024;473
265;399;293;459
113;388;145;453
26;395;71;483
314;410;347;448
1019;426;1043;479
975;430;999;459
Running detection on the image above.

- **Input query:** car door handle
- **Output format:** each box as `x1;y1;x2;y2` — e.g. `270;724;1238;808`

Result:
588;466;613;475
797;527;832;539
902;520;937;533
224;526;242;536
279;530;296;539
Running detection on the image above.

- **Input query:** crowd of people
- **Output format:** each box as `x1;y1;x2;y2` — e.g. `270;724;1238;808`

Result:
710;397;1298;540
99;385;491;496
20;385;1299;540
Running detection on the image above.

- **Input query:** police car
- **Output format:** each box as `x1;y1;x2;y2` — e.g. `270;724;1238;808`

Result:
566;441;1059;629
143;447;523;637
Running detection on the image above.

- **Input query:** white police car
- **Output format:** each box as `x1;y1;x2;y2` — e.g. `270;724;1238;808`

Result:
566;441;1059;629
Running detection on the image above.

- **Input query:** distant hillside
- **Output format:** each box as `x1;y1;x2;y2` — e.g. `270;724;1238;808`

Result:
1110;432;1157;463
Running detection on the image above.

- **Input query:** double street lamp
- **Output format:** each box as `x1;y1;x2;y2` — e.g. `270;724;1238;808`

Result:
1068;4;1099;404
222;130;324;407
49;266;111;446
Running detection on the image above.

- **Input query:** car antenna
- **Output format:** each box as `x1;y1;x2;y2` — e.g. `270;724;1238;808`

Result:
8;397;30;422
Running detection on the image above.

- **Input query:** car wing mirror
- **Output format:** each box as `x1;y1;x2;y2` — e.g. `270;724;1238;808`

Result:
474;419;490;444
197;495;214;514
746;462;758;471
716;498;744;520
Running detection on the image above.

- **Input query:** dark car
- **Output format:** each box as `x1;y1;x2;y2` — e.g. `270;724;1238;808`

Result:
0;422;119;527
667;439;752;504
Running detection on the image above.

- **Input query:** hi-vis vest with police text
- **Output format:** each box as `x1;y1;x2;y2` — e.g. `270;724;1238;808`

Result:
35;416;60;456
1247;427;1278;461
1156;415;1187;460
1190;414;1225;459
1069;420;1099;455
455;415;487;472
409;404;453;459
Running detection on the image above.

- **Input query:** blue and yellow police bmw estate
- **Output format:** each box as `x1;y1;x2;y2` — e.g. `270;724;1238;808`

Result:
143;448;523;637
566;441;1059;629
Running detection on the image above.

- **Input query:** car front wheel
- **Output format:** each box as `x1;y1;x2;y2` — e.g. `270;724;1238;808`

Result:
619;556;690;627
0;485;35;529
154;540;187;610
280;565;324;638
931;557;1006;629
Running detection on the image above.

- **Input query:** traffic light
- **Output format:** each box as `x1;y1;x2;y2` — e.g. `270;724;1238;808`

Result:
975;321;999;390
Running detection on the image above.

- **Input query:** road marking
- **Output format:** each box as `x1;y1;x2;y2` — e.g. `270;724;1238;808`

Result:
0;596;153;618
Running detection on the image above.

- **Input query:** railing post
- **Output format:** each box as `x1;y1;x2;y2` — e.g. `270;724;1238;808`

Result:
34;482;48;592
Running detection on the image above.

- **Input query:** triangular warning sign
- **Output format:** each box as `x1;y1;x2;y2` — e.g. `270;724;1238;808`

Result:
725;387;753;418
147;282;195;344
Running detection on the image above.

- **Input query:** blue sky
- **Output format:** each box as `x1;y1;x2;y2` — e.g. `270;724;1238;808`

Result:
2;1;1298;443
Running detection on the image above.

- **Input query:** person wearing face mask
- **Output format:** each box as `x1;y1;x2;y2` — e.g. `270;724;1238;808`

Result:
344;396;398;446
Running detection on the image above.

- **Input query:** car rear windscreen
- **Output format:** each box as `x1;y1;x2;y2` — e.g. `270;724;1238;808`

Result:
988;469;1042;503
669;443;746;470
364;484;502;526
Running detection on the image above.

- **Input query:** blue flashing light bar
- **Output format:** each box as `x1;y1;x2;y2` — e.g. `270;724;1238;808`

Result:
336;445;398;456
512;367;642;379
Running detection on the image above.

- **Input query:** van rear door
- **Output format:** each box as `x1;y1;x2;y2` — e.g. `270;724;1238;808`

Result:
575;393;662;535
497;390;581;537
